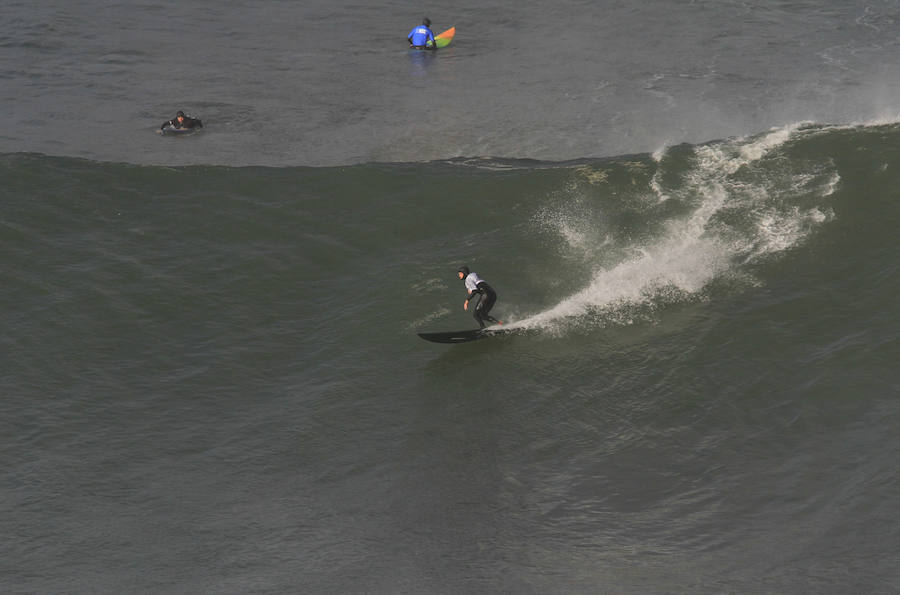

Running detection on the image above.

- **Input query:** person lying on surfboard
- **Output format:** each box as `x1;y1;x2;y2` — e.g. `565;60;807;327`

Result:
458;266;502;329
408;17;437;49
160;111;203;131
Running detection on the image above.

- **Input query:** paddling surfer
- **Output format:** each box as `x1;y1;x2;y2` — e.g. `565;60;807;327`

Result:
458;266;501;329
160;111;203;131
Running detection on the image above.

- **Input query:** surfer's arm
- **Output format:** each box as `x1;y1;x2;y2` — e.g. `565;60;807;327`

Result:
463;287;481;310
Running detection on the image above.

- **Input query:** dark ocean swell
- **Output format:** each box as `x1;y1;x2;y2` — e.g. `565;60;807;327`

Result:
2;122;899;592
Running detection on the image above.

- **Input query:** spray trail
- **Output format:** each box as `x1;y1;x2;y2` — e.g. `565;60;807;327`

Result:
513;124;838;331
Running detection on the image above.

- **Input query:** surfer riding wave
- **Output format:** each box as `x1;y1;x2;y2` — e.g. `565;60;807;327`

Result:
459;266;501;329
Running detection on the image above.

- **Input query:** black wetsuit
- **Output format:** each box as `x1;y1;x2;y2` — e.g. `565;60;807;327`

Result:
468;281;499;329
160;116;203;130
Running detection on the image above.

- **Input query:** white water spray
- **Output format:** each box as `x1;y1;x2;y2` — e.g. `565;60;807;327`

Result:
512;124;838;331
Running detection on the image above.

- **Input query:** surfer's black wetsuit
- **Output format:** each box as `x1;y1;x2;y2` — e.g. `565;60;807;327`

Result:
467;281;499;329
160;116;203;130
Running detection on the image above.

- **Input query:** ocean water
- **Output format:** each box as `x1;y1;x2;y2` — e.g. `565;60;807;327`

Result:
2;1;900;593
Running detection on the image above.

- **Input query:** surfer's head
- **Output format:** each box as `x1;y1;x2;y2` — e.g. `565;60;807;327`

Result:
176;110;185;121
423;17;431;27
457;265;469;280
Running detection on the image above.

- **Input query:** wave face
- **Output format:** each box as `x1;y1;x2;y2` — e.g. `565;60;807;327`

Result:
3;122;899;592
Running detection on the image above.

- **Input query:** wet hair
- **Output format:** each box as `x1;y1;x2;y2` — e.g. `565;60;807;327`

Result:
176;111;185;117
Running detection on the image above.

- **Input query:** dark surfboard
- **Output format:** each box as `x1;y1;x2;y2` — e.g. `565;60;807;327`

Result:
158;125;201;136
417;327;508;344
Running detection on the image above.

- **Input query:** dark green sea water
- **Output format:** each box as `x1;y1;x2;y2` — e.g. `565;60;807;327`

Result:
3;122;898;592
